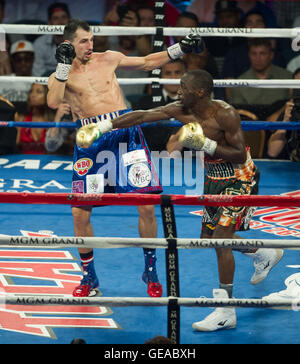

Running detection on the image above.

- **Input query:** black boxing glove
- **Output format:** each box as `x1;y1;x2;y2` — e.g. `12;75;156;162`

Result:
55;42;76;81
167;34;205;60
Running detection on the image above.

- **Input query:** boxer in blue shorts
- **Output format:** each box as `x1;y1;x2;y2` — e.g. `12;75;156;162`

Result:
73;110;162;195
47;19;205;297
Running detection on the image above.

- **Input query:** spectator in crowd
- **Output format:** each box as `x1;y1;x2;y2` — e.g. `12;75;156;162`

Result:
174;11;199;34
133;59;186;151
184;49;223;100
172;11;200;47
121;0;180;26
0;47;11;75
222;10;286;80
0;94;17;155
273;0;300;29
10;40;34;77
0;40;35;112
102;6;150;102
267;69;300;161
187;0;216;24
45;99;74;155
136;6;155;56
32;2;71;76
0;0;4;22
16;83;54;154
172;11;223;99
204;0;245;66
137;5;155;27
184;51;219;79
229;38;292;108
134;59;186;110
187;0;277;27
0;0;12;76
1;0;107;24
102;4;154;57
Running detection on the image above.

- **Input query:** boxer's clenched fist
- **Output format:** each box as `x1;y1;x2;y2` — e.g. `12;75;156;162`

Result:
178;122;217;156
76;119;113;148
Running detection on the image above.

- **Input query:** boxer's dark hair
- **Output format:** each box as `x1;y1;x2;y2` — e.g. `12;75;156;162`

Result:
187;69;214;96
63;19;91;42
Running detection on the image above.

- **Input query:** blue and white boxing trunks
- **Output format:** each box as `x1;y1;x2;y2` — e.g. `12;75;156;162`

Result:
72;109;162;195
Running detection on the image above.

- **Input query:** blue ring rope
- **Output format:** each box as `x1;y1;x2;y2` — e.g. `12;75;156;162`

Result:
0;120;300;130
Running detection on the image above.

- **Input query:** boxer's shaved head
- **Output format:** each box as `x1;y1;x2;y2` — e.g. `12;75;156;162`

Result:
185;70;214;97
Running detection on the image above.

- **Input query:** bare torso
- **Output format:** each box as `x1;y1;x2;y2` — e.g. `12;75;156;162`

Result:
162;99;247;163
170;99;242;148
63;51;127;120
193;100;234;147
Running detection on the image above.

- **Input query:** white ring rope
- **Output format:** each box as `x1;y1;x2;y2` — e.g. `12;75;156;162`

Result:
0;24;298;38
1;236;300;249
1;76;300;88
2;295;299;310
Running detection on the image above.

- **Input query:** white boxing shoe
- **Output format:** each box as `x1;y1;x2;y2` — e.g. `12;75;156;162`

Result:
263;273;300;309
192;289;236;332
245;248;283;285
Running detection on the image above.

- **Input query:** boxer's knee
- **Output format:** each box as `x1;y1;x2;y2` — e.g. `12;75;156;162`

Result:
72;206;92;227
138;205;156;224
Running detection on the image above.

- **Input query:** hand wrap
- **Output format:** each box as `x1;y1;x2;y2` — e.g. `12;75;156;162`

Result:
55;42;76;81
167;34;205;60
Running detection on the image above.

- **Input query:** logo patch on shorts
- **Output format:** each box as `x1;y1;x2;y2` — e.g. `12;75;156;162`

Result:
74;158;93;176
72;180;84;193
86;174;104;194
122;149;147;167
128;162;151;188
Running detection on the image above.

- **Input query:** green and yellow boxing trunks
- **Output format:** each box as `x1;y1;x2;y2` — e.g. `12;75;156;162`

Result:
202;148;260;235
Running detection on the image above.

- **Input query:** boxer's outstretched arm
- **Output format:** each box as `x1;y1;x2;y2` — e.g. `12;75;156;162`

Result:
112;107;168;129
118;34;205;71
112;102;190;128
76;102;196;148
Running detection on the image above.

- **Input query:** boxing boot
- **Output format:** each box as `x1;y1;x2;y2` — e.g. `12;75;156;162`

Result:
73;259;99;297
142;249;163;297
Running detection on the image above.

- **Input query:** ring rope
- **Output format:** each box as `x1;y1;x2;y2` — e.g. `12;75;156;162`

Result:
1;76;300;88
0;236;299;249
1;121;300;131
2;295;299;310
1;192;300;207
0;24;297;38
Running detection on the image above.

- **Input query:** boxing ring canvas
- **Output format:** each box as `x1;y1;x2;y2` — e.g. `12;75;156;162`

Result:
0;154;300;344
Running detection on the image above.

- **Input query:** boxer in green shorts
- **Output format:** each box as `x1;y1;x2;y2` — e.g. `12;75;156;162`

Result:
202;150;260;236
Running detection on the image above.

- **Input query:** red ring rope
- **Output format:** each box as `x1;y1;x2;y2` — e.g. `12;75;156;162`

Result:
0;192;300;207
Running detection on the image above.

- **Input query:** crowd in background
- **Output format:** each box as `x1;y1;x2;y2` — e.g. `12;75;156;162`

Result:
1;0;300;161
